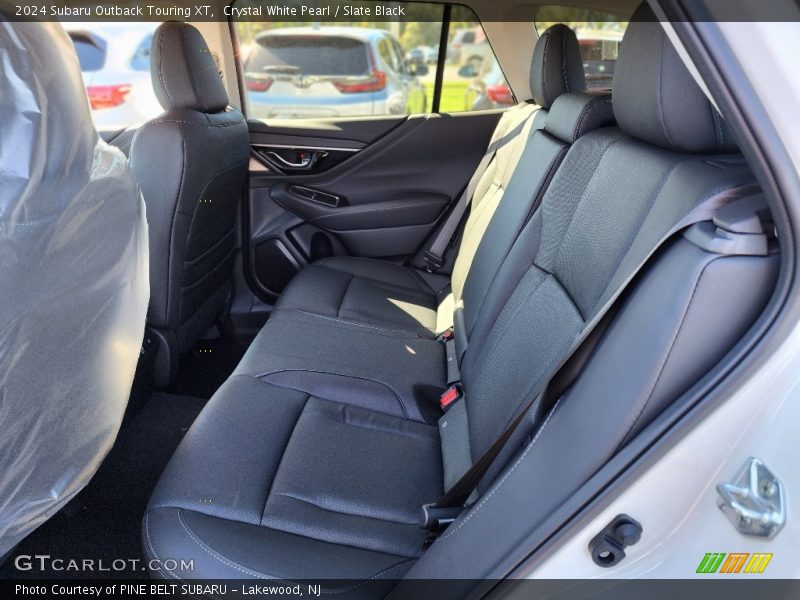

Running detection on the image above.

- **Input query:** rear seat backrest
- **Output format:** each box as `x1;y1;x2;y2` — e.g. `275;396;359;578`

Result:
453;91;616;356
442;4;759;494
447;24;588;318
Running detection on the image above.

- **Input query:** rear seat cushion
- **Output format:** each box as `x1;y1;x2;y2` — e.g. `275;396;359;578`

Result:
273;257;444;338
145;374;442;584
234;309;447;423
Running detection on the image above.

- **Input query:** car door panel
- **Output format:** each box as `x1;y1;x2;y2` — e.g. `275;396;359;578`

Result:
243;111;501;302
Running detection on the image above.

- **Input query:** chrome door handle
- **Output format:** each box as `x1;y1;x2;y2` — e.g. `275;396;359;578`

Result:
266;151;315;169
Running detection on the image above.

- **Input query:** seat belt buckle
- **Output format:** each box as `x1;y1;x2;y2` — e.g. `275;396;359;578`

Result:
436;327;454;343
424;250;445;273
439;384;462;412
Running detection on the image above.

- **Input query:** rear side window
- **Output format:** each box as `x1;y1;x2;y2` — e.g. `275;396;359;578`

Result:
231;2;509;120
129;33;153;72
443;5;514;113
68;31;107;72
64;24;163;130
535;6;628;91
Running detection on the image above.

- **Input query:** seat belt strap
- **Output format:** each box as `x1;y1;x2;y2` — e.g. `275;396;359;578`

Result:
423;106;532;273
424;184;758;518
424;149;497;272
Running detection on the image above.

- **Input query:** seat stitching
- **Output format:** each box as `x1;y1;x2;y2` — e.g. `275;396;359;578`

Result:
179;25;202;111
255;369;412;421
182;225;236;265
261;393;312;522
157;29;173;106
548;135;626;278
471;268;551;368
169;125;187;327
270;492;418;526
574;97;613;143
435;396;564;542
336;274;354;319
319;256;432;294
280;309;428;338
539;31;552;106
143;512;182;582
656;34;676;148
617;257;711;448
176;509;412;592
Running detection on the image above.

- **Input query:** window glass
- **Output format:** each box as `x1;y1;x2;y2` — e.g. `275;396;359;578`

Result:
443;5;513;112
69;31;107;72
64;23;163;129
129;33;154;72
232;1;510;119
535;7;628;91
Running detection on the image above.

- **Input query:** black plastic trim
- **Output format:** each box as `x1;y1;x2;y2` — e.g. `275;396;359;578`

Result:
432;4;452;113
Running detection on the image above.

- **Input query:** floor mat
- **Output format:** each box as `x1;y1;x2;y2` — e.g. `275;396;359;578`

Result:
0;393;206;579
169;337;250;399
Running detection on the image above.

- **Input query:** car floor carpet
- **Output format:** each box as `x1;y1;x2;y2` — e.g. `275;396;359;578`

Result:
0;393;206;579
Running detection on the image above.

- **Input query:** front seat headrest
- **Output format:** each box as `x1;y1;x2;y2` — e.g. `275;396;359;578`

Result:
530;24;586;109
612;2;737;153
151;21;229;113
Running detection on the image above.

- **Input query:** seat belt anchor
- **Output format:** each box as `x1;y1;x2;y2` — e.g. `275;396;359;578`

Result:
420;503;464;530
424;250;445;273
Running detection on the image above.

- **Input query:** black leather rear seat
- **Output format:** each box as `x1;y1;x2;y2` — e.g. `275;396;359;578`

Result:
230;26;614;424
272;24;597;340
144;5;778;587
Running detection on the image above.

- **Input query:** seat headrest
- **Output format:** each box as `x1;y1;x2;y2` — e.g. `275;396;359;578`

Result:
613;3;737;153
544;92;615;144
530;24;586;109
151;22;229;113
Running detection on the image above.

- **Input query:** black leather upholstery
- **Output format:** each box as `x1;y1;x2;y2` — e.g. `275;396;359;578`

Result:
144;8;776;586
613;3;738;153
151;22;229;113
543;92;615;144
529;23;586;109
130;22;249;385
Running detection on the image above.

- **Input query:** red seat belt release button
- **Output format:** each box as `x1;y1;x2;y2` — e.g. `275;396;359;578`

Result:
439;385;461;411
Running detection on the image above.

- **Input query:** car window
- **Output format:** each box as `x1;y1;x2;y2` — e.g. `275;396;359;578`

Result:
535;6;628;91
232;1;510;119
68;31;107;72
129;33;154;72
392;40;408;75
443;6;514;113
248;35;370;77
64;23;163;130
376;37;398;74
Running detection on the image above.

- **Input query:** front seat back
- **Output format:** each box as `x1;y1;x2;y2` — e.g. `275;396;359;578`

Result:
130;22;249;385
0;20;148;555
